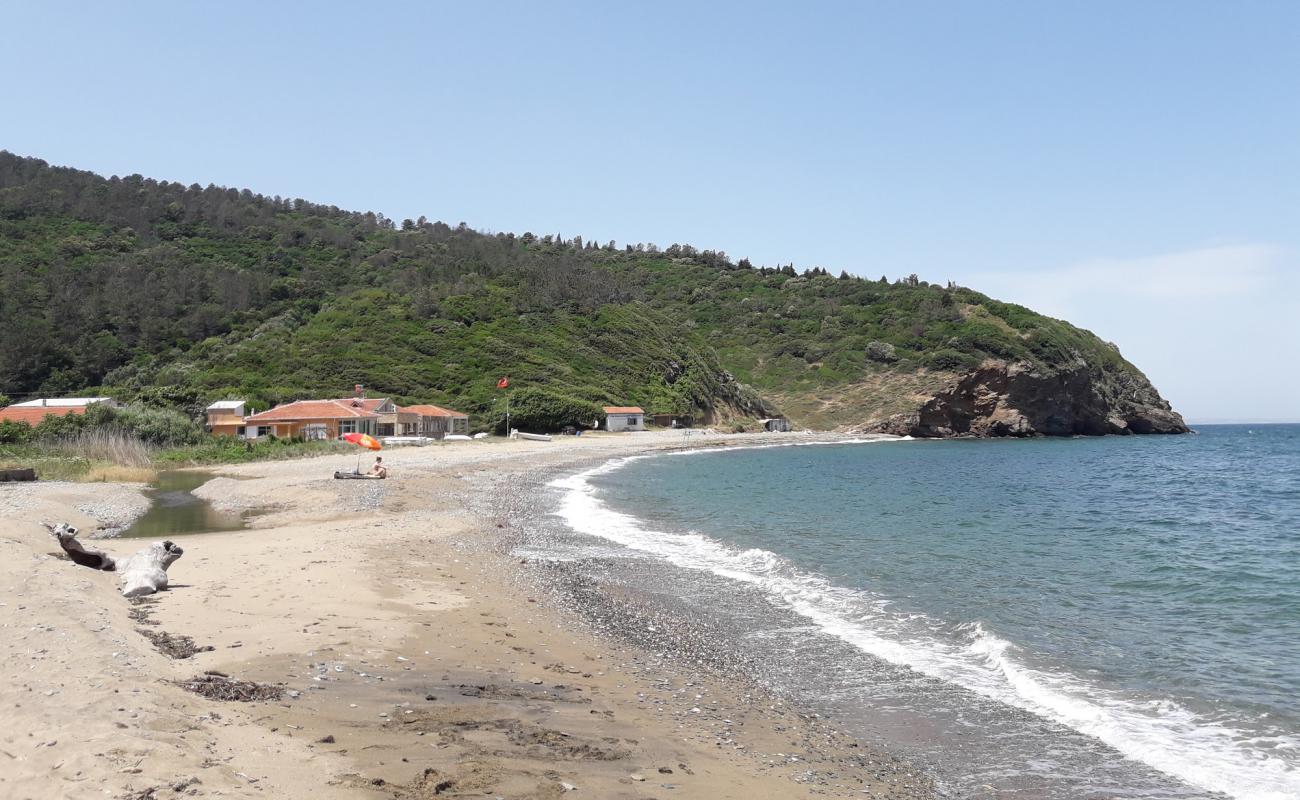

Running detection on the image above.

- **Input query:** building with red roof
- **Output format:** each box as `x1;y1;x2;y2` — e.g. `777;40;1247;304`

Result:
400;404;470;438
216;391;470;440
242;398;385;440
0;397;117;426
602;406;645;432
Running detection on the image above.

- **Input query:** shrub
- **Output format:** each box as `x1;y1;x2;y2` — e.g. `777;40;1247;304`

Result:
925;348;980;371
33;412;89;440
32;403;203;447
0;420;32;444
499;388;603;433
865;341;898;363
111;404;203;446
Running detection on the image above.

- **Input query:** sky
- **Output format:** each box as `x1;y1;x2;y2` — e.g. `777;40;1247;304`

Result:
2;1;1297;422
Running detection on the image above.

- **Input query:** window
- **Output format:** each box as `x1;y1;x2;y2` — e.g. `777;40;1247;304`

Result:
256;426;272;438
339;419;358;435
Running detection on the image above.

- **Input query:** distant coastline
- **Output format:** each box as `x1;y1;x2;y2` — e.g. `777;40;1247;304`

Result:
1185;419;1300;426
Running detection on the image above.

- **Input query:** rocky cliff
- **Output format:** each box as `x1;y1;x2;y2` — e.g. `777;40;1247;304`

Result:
863;359;1189;438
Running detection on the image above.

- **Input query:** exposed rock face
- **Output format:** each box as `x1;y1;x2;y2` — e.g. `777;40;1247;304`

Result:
865;360;1188;438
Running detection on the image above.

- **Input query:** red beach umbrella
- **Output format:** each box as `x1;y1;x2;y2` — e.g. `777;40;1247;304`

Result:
342;432;382;451
342;432;382;474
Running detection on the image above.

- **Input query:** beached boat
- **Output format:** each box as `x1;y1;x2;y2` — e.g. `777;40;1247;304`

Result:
380;436;432;446
511;431;552;442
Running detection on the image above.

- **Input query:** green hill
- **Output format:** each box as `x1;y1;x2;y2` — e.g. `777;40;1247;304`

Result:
0;152;1185;436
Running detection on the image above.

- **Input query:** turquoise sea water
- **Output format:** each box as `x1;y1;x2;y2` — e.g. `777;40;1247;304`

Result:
549;425;1299;799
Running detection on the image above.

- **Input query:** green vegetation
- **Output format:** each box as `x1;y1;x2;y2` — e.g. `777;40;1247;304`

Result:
154;437;351;466
497;387;604;433
0;152;1149;431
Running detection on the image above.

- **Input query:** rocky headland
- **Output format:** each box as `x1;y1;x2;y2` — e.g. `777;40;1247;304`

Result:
864;359;1189;438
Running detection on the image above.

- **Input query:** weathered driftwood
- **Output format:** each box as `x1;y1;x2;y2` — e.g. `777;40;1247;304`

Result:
45;522;116;570
45;522;183;597
118;540;184;597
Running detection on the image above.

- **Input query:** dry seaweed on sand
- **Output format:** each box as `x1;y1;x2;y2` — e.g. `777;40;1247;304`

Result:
138;628;214;659
173;672;283;702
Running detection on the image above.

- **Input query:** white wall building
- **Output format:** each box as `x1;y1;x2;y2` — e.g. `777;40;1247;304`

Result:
603;406;646;432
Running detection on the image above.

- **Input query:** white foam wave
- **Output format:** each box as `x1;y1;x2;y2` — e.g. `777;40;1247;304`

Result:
547;452;1300;800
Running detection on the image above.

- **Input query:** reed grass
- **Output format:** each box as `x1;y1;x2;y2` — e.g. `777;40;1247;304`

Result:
47;430;155;468
1;430;157;482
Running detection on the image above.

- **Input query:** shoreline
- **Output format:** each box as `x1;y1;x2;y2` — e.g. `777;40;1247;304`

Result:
0;431;932;799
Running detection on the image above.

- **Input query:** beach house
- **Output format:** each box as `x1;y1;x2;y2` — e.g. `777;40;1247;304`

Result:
0;397;118;426
337;397;420;436
241;398;382;440
401;404;470;438
204;400;247;436
603;406;645;432
206;388;473;440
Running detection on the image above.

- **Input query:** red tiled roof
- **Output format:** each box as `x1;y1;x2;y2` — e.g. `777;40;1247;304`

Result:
0;406;87;425
245;400;381;423
603;406;644;414
329;397;390;412
402;404;467;418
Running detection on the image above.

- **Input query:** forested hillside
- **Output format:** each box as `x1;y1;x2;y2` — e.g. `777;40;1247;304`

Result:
0;152;1186;435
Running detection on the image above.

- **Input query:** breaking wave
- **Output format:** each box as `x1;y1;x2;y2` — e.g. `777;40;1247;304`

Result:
547;448;1300;800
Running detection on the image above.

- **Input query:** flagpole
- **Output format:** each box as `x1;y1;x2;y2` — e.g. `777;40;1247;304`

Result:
498;376;511;437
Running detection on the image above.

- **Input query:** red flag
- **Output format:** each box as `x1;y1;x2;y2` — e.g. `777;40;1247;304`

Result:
497;376;509;389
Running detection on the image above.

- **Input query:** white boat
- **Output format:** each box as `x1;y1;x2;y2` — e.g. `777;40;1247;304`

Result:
511;430;552;442
380;436;432;446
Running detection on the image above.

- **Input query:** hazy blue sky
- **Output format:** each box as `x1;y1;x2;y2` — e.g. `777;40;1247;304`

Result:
3;2;1297;421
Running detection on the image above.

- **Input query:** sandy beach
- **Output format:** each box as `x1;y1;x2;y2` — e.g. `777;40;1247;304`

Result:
1;431;932;800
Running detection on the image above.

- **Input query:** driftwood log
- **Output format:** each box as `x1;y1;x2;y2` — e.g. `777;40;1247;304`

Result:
45;522;183;597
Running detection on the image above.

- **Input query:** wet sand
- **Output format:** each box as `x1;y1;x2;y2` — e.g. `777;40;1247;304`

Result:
0;431;932;799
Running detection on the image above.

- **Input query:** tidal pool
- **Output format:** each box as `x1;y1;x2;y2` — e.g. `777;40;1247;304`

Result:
121;470;250;538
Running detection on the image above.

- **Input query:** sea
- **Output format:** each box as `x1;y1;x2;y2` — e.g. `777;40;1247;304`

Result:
538;425;1299;800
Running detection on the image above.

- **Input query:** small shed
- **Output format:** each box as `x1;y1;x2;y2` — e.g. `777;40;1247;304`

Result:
603;406;646;432
759;417;791;432
652;413;693;428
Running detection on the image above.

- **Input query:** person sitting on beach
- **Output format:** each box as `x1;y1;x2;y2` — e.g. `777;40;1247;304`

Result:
368;456;388;478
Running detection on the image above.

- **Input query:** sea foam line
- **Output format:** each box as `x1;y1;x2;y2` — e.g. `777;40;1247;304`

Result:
547;446;1300;800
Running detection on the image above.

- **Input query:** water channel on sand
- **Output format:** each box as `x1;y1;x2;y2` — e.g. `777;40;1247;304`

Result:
121;470;255;538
